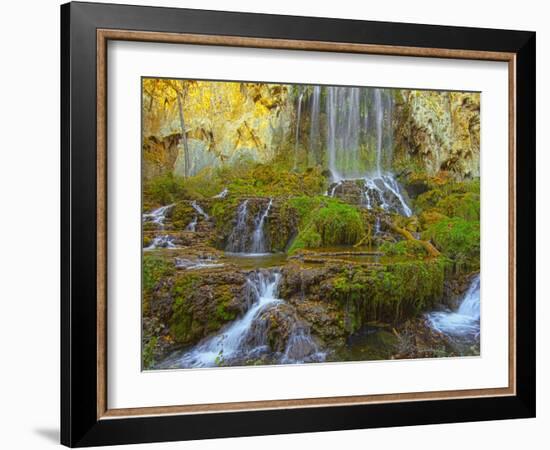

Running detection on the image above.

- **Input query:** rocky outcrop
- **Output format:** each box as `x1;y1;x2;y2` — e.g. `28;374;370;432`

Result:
394;91;480;179
142;134;181;181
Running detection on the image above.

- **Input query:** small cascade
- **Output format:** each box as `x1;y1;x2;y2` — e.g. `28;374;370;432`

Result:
362;176;412;217
281;325;326;364
144;235;176;250
250;199;273;254
212;188;229;199
426;274;481;339
175;270;283;367
225;200;250;253
142;204;174;229
164;270;325;369
175;257;224;270
185;217;198;232
191;201;209;219
225;199;273;255
374;216;381;235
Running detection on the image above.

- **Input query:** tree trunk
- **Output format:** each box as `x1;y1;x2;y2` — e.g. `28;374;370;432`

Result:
386;220;441;258
176;90;190;178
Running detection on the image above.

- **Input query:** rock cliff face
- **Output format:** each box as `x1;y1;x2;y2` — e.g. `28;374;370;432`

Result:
142;134;181;181
393;90;480;179
142;80;293;180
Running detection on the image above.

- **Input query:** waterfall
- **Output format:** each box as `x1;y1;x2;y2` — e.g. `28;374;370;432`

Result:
309;85;321;164
142;204;174;229
225;200;249;253
226;199;273;255
212;187;229;199
175;271;284;367
374;88;383;175
191;201;209;219
326;86;339;180
426;274;480;339
185;216;197;232
162;270;325;369
294;91;304;169
175;257;224;270
250;199;273;254
322;85;412;216
281;325;326;364
144;235;176;250
374;216;381;234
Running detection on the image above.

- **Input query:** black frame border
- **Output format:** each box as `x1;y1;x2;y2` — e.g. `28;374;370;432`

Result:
61;1;536;447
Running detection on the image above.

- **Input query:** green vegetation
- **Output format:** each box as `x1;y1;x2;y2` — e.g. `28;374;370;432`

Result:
140;79;481;367
287;197;366;253
380;240;428;258
422;217;480;272
330;258;447;331
144;172;188;206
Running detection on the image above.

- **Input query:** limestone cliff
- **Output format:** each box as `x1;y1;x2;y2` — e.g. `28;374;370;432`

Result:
393;90;480;179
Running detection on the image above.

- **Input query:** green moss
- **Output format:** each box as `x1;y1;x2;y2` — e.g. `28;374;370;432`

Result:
142;254;174;297
380;240;428;257
329;258;447;331
169;274;240;345
225;163;328;197
422;217;480;272
143;172;188;205
171;202;197;229
414;178;480;215
169;274;201;344
142;336;158;369
288;197;365;253
288;226;322;253
435;192;480;221
213;285;238;324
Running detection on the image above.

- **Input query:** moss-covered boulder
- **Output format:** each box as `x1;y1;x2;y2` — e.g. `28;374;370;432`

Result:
288;197;366;253
422;217;480;272
169;270;247;346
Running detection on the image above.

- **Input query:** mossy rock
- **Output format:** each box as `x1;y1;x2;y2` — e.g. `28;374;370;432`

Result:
288;197;365;253
422;217;480;272
323;258;447;332
171;202;197;230
168;270;246;346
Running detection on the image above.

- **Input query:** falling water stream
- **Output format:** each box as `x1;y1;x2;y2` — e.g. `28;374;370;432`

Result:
159;270;325;368
142;204;174;229
225;199;273;255
324;87;412;216
426;274;481;340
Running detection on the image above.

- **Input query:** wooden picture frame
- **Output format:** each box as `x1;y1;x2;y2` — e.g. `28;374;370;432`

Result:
61;1;535;447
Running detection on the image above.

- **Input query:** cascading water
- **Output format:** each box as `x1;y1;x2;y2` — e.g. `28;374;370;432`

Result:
225;200;249;253
250;199;272;254
191;200;209;219
323;86;412;216
212;187;229;199
159;270;324;369
294;91;304;169
185;217;197;232
142;204;174;229
175;257;224;270
143;204;177;250
144;235;176;250
175;271;283;368
426;274;480;340
225;199;273;255
309;85;321;165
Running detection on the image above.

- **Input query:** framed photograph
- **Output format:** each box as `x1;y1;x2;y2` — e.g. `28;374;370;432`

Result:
61;1;536;447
